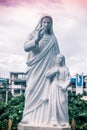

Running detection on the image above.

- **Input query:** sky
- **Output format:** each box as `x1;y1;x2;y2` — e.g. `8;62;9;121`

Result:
0;0;87;78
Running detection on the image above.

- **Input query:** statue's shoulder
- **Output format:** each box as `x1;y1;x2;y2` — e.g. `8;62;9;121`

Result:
51;34;57;39
51;35;58;44
63;66;69;71
64;67;70;76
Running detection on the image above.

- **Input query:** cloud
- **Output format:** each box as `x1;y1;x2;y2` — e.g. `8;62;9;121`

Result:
0;1;87;77
60;18;87;56
0;53;26;77
53;13;87;76
67;55;87;76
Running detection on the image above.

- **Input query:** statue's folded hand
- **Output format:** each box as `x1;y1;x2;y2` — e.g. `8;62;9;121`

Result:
61;85;67;91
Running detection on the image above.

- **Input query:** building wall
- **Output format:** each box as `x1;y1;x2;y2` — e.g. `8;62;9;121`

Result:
9;73;87;96
10;72;26;96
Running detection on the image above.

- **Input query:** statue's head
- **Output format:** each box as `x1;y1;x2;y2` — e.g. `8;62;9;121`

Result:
35;15;53;34
56;54;65;66
41;16;53;34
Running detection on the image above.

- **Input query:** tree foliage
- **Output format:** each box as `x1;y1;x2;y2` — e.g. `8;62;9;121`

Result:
0;80;11;102
68;93;87;130
0;93;87;130
0;95;24;130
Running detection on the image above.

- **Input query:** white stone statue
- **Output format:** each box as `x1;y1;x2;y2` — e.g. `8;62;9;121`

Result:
22;15;60;125
46;54;71;127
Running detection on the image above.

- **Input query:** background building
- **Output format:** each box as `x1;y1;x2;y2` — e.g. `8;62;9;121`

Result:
0;77;9;102
10;72;26;96
1;72;87;97
69;74;87;94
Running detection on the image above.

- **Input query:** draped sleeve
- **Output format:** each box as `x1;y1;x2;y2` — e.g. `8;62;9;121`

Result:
54;36;60;54
24;32;39;52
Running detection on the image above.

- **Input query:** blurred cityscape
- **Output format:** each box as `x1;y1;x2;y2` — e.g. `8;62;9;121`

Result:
0;72;87;102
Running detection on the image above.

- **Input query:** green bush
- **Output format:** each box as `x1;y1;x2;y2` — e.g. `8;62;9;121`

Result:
0;95;24;130
0;93;87;130
68;93;87;130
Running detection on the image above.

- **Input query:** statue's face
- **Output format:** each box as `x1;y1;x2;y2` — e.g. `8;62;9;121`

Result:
41;17;52;33
56;56;63;65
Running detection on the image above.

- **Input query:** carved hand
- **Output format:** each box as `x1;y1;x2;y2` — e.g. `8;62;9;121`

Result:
35;27;44;45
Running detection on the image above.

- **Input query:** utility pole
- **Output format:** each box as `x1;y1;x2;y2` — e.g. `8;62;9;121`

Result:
6;86;8;104
5;79;9;104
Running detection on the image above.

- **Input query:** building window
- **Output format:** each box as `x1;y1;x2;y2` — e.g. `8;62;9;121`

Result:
14;89;20;94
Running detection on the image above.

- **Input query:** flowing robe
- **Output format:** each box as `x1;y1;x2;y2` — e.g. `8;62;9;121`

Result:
22;32;60;124
46;66;71;126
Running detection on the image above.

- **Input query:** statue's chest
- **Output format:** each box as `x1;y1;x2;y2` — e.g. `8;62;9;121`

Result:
39;36;52;49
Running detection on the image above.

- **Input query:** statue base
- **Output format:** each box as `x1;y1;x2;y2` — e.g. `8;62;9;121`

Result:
18;123;71;130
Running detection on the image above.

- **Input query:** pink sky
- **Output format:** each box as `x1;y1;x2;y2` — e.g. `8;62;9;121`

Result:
0;0;86;6
0;0;87;10
0;0;87;20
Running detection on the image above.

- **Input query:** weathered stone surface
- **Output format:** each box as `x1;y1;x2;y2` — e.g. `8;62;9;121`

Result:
18;123;71;130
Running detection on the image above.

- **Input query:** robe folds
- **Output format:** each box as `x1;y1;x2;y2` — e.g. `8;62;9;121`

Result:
46;66;71;126
22;33;60;124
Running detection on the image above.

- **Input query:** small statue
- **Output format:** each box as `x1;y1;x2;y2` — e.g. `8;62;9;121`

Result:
46;54;71;127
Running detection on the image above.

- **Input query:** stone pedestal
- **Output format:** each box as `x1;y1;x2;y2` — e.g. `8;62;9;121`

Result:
18;123;71;130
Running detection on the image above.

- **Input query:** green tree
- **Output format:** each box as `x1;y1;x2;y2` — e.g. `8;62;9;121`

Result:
68;93;87;130
0;93;87;130
0;95;24;130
